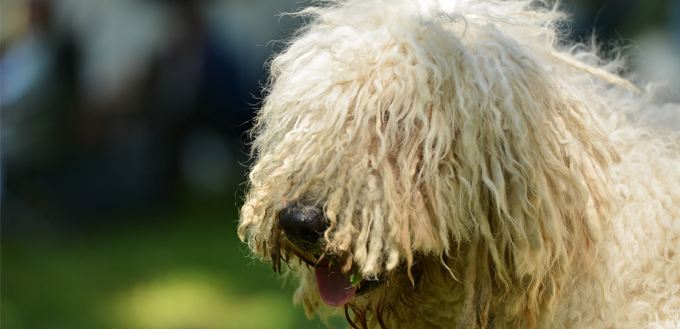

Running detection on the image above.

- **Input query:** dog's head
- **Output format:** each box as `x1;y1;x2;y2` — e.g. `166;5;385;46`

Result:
239;0;619;326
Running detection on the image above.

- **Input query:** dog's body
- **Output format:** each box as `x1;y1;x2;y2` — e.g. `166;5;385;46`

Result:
239;0;680;328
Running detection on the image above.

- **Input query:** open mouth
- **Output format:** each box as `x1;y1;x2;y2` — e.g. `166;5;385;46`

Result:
314;257;358;306
286;248;382;307
313;256;383;306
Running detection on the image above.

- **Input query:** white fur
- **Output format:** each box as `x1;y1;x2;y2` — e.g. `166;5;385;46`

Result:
239;0;680;328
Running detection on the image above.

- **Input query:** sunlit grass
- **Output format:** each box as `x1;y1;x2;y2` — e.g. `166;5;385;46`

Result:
108;270;294;329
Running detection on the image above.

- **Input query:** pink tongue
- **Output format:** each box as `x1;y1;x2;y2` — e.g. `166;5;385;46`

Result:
315;264;358;307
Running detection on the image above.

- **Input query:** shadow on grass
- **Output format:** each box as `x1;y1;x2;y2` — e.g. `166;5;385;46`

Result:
2;191;347;329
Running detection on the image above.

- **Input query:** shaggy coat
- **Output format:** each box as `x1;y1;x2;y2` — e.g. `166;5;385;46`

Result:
238;0;680;328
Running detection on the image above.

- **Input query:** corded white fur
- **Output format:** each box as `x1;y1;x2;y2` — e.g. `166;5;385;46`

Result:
238;0;680;328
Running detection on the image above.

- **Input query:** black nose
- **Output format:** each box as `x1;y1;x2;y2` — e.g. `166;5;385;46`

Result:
279;202;327;247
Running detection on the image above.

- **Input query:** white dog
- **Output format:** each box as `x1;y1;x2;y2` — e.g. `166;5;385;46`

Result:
239;0;680;328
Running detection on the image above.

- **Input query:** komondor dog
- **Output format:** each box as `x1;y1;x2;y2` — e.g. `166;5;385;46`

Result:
238;0;680;328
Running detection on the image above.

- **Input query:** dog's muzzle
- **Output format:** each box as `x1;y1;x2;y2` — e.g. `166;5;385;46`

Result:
279;201;328;250
279;201;382;306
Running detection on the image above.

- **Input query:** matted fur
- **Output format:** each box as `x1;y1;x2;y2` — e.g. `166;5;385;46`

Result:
238;0;680;328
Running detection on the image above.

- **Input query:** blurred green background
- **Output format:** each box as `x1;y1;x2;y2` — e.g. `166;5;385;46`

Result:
1;0;678;328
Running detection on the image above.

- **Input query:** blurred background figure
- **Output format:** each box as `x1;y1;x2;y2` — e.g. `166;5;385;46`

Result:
1;0;678;328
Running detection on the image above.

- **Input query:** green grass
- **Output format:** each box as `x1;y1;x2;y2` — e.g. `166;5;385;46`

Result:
2;192;347;329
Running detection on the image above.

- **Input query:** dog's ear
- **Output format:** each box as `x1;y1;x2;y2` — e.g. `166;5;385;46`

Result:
423;24;619;321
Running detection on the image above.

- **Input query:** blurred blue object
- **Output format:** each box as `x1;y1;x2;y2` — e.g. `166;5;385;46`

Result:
1;33;53;204
1;34;51;108
671;1;680;51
